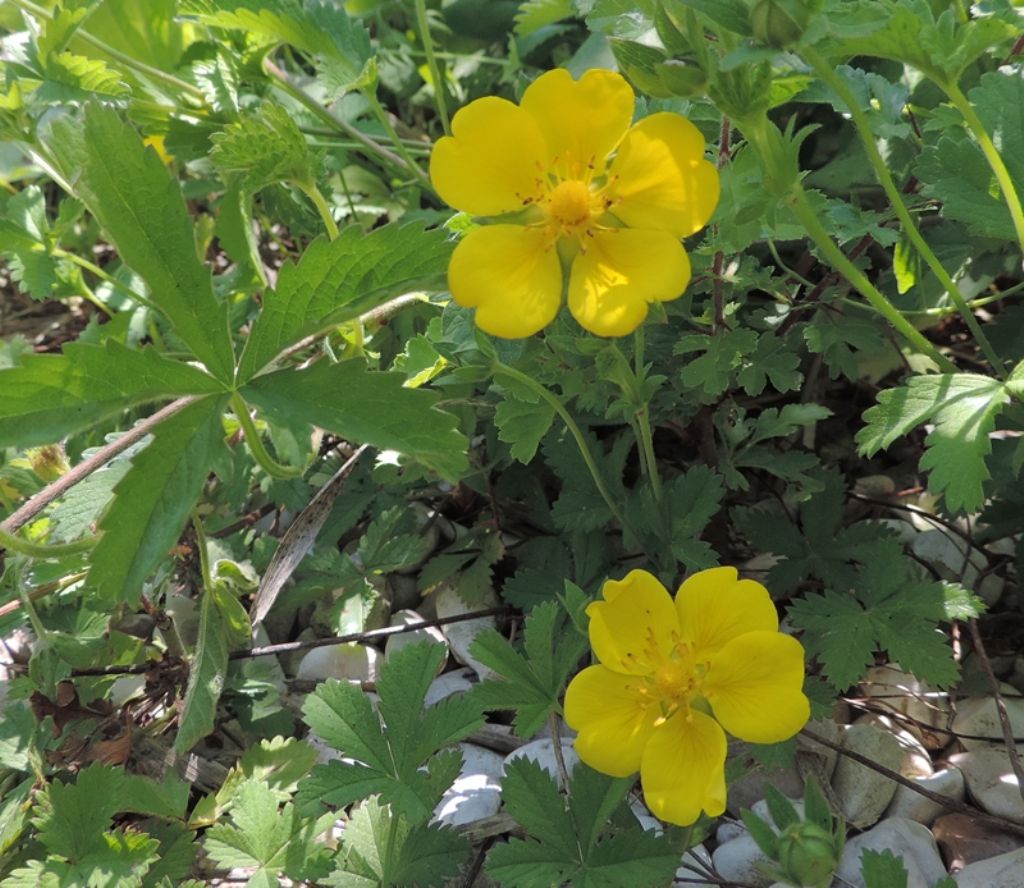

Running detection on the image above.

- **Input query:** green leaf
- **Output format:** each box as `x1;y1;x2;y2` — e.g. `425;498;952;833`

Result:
175;586;232;755
486;760;678;888
327;796;468;888
211;102;316;192
0;341;224;448
858;373;1012;513
241;360;467;479
676;328;758;400
238;223;449;380
204;780;333;884
181;0;374;95
665;0;752;36
665;465;724;569
495;395;556;464
49;105;234;382
514;0;574;35
789;540;957;689
471;601;588;737
740;809;780;858
87;395;230;603
860;849;907;888
0;186;57;300
299;642;482;823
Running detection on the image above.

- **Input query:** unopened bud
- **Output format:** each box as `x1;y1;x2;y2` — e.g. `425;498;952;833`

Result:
776;821;839;887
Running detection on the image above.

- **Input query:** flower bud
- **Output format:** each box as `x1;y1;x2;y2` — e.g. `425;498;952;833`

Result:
776;821;839;888
28;445;68;483
750;0;814;47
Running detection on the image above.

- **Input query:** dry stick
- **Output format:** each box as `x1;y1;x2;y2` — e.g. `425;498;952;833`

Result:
966;619;1024;803
711;115;732;333
67;607;509;676
0;396;199;537
801;727;1024;839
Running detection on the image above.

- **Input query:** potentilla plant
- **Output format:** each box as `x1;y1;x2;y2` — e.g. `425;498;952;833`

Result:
0;0;1021;886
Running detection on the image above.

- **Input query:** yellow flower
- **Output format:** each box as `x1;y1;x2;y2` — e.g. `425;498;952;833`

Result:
563;567;810;826
429;68;719;339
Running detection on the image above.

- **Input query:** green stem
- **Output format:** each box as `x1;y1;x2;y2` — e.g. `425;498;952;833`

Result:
630;330;663;505
941;79;1024;256
53;247;160;313
230;392;303;479
803;47;1006;375
9;0;207;104
191;510;214;592
785;185;958;372
297;179;340;241
362;90;434;192
413;0;451;135
0;527;99;559
74;278;116;319
493;362;634;538
263;58;414;183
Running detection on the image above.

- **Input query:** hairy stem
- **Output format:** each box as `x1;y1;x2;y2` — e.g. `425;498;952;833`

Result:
414;0;451;135
803;48;1006;375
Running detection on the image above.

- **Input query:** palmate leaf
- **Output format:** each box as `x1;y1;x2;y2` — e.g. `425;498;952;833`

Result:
240;360;467;479
857;372;1016;513
204;780;333;886
326;796;468;888
298;642;482;823
238;223;451;380
0;340;224;448
49;104;235;382
471;600;588;737
87;396;230;603
181;0;373;94
485;759;678;888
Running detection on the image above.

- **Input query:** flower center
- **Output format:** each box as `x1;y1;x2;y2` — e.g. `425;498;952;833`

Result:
630;637;711;724
544;179;596;235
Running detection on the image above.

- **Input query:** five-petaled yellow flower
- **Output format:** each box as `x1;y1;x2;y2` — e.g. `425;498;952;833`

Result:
564;568;810;826
429;68;720;339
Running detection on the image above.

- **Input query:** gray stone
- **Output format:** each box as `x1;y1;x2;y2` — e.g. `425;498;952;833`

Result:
433;744;504;827
834;818;947;888
860;664;951;749
833;723;905;827
952;691;1024;751
884;767;965;826
424;667;476;707
954;847;1024;887
949;747;1024;824
435;584;499;681
384;609;447;663
711;833;774;888
504;738;579;790
295;642;380;683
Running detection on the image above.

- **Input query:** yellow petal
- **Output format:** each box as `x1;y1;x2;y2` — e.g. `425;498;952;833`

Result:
705;631;810;744
568;229;690;337
448;225;563;338
675;567;779;661
607;112;720;237
521;68;634;177
564;665;657;777
587;569;680;675
640;710;727;826
430;97;546;216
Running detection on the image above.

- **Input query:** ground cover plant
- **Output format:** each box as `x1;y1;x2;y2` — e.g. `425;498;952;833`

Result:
1;0;1023;885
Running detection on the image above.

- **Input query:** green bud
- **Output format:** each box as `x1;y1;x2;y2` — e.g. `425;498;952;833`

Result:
749;0;813;47
776;821;840;888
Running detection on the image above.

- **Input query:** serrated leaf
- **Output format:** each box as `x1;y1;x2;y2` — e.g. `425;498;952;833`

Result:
495;395;556;464
181;0;373;95
471;601;588;737
487;760;678;888
238;223;450;379
665;0;752;36
205;780;333;884
327;796;468;888
0;341;224;448
176;586;231;755
241;360;467;479
299;643;482;823
48;105;234;381
676;328;758;400
858;373;1011;513
211;102;315;192
87;395;229;603
859;848;907;888
515;0;574;35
